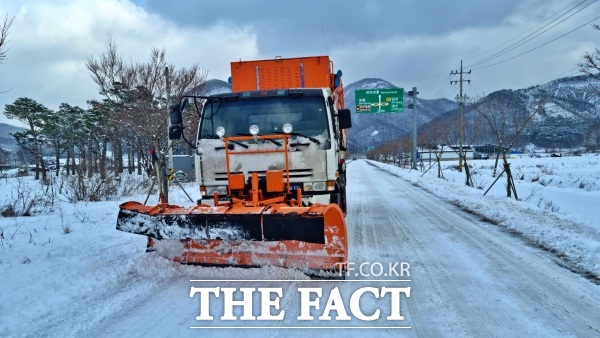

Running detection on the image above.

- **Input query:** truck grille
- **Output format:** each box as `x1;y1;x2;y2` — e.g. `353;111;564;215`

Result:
214;169;313;181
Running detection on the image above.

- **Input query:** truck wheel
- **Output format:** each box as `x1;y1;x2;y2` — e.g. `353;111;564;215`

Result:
329;186;347;214
330;192;340;206
340;186;347;214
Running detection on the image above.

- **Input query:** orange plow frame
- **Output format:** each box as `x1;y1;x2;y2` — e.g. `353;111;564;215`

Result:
117;133;348;275
177;203;348;273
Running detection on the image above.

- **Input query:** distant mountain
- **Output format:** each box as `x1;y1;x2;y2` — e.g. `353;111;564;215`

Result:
194;77;458;152
506;75;599;148
531;75;600;119
0;123;23;152
421;75;600;149
194;75;600;151
344;78;457;152
188;79;232;96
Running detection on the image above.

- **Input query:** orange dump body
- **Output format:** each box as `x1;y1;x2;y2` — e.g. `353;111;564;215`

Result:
229;55;346;118
231;55;335;92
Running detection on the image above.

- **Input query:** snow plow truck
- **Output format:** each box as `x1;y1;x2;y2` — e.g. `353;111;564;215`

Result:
116;55;352;276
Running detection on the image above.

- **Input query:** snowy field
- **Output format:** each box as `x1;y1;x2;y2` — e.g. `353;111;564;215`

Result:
0;153;599;337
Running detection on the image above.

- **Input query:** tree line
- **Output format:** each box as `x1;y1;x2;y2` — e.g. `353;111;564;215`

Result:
3;38;206;181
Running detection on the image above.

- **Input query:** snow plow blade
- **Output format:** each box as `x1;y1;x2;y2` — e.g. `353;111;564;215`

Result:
116;201;348;274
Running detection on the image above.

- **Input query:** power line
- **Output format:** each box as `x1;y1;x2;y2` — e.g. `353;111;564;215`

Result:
464;0;582;61
467;0;592;68
467;0;597;68
535;67;580;85
433;74;452;99
437;3;591;101
473;14;600;70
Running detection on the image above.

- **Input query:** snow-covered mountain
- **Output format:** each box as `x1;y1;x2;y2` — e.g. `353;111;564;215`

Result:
0;123;24;152
531;75;600;120
196;79;232;96
344;78;457;152
422;75;600;149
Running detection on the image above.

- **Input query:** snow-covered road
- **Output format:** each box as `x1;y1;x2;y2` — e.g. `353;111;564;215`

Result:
60;160;600;337
347;160;600;336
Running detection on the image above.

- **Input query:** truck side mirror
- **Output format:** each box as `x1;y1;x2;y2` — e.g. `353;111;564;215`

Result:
169;104;183;125
338;109;352;129
169;125;183;140
169;104;183;140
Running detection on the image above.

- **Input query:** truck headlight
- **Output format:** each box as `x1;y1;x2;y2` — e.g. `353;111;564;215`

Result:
201;185;228;196
216;126;225;138
249;125;259;135
283;123;293;134
312;181;327;191
304;182;328;191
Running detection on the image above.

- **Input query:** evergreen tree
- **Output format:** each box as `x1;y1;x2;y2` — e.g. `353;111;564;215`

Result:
4;98;52;180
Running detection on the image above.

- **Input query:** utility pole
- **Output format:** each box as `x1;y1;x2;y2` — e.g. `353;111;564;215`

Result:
407;87;419;170
450;61;471;172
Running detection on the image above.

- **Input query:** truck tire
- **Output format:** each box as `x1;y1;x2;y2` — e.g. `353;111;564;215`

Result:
340;186;347;214
329;184;347;214
329;192;340;207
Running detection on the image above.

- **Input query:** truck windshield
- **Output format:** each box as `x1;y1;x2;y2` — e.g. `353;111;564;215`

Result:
199;96;329;140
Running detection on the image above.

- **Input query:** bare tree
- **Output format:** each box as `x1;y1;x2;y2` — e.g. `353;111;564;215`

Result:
583;120;600;151
0;14;14;64
578;24;600;149
441;116;476;187
578;24;600;79
85;37;207;179
474;91;542;199
418;119;449;178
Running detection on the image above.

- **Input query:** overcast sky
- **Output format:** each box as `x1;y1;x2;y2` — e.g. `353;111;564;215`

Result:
1;0;598;127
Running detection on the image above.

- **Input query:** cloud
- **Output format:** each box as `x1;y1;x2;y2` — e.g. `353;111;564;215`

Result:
329;0;598;99
141;0;597;99
1;0;598;129
0;0;258;126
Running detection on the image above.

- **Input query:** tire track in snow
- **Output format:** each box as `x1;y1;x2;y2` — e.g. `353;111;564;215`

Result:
346;161;435;336
357;160;600;336
374;185;514;337
349;161;486;336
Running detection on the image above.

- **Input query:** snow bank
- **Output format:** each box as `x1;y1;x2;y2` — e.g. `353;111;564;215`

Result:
368;155;600;279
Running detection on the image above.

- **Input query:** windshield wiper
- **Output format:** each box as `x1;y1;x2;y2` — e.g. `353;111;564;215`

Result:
289;132;320;145
237;133;282;147
227;139;249;149
289;142;310;149
209;136;248;150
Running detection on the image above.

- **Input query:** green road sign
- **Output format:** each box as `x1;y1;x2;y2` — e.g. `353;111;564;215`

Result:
355;88;404;113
